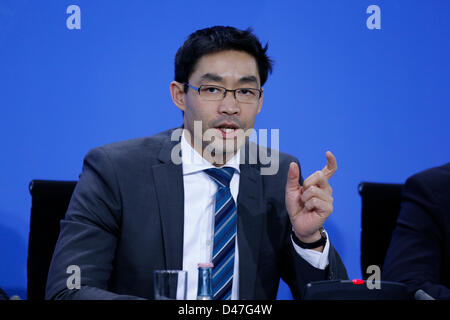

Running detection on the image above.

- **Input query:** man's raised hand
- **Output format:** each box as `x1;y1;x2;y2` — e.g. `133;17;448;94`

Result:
285;151;337;246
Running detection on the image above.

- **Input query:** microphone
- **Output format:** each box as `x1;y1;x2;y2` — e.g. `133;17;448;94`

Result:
414;289;435;300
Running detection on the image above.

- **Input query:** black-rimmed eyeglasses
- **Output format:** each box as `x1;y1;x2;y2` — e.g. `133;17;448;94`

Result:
185;83;262;104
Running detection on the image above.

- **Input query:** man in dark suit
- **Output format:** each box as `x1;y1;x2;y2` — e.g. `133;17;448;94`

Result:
383;163;450;300
46;26;347;300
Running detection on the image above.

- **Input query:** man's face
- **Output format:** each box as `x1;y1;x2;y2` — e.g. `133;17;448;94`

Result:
172;50;264;162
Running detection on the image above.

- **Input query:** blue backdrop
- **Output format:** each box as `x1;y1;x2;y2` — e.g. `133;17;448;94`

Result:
1;0;449;299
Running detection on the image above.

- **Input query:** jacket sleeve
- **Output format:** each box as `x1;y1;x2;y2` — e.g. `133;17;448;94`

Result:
382;173;450;300
280;237;348;300
45;147;144;300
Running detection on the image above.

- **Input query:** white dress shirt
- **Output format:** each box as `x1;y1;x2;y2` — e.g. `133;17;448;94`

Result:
180;131;329;300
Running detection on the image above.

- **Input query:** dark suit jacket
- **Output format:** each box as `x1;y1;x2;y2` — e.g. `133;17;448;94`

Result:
0;287;9;300
45;128;348;300
383;163;450;300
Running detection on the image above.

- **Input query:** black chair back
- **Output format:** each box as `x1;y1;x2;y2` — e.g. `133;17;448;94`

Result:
28;180;77;300
358;182;403;279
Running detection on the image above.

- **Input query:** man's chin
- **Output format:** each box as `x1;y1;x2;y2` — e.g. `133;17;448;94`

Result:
203;139;243;165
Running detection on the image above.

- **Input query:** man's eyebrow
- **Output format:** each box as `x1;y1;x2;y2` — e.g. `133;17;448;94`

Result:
198;73;260;86
237;76;259;86
199;73;224;83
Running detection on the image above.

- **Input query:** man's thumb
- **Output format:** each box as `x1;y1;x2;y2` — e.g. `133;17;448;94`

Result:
286;162;300;191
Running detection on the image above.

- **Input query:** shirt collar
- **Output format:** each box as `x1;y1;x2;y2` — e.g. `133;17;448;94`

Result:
181;130;241;175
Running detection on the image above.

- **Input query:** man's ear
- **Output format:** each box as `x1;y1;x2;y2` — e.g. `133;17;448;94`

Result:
256;87;264;114
170;81;186;111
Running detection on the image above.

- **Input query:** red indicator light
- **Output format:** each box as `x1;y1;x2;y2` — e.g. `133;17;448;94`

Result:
352;279;364;285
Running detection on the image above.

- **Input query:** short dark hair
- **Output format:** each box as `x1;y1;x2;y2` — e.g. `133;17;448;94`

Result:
175;26;273;93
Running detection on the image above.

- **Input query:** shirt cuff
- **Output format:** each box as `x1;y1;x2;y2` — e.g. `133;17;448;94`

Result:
291;229;330;270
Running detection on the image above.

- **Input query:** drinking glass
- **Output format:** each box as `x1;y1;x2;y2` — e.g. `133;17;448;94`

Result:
153;270;187;300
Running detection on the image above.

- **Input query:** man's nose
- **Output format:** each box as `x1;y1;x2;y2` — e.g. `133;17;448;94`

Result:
218;91;240;115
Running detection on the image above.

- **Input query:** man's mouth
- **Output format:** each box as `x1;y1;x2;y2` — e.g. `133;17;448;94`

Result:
215;123;240;138
218;127;237;133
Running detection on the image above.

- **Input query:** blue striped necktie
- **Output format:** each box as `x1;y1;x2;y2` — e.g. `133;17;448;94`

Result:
204;167;237;300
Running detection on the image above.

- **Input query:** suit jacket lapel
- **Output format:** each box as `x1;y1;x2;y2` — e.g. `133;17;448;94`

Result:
237;146;265;299
152;132;184;270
